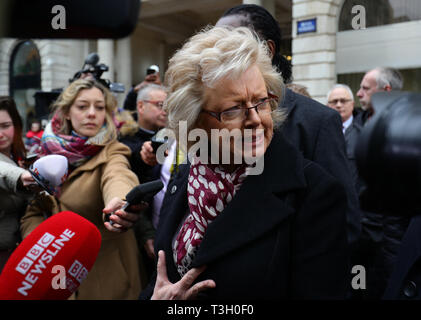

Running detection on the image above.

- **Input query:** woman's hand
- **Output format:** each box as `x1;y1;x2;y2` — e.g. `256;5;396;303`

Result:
151;250;216;300
102;197;148;233
20;170;35;187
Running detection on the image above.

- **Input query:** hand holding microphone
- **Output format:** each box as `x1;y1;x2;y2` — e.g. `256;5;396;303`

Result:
103;179;164;233
28;154;68;195
102;197;146;233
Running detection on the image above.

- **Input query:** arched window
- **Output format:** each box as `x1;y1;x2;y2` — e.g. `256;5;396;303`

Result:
339;0;421;31
9;40;41;131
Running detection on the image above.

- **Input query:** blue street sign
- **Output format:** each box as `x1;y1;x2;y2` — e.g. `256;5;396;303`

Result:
297;18;317;34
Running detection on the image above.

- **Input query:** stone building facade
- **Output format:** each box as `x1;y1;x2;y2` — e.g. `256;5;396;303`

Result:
1;0;420;129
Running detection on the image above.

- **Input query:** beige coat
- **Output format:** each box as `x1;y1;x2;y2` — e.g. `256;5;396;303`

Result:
21;141;142;300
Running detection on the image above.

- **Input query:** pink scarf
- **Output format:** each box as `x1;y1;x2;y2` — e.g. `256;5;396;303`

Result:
173;157;248;276
40;111;115;170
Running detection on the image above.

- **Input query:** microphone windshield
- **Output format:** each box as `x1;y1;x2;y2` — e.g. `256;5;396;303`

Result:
0;211;101;300
125;179;164;205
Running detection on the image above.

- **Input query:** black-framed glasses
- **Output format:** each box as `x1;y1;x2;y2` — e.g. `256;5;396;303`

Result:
201;93;278;123
143;100;164;109
328;98;352;105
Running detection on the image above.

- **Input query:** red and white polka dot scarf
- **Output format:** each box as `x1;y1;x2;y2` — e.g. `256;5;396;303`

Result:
173;157;248;277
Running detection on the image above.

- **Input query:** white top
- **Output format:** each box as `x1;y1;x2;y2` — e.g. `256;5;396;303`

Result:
152;140;176;229
343;115;353;134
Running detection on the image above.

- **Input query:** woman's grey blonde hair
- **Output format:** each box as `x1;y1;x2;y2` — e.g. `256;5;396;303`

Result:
164;26;286;147
51;79;117;137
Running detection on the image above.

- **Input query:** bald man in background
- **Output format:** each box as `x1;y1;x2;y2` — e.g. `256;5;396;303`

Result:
356;67;404;124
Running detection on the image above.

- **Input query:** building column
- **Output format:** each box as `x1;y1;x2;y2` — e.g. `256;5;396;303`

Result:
97;39;115;82
291;0;339;104
243;0;275;16
115;36;132;107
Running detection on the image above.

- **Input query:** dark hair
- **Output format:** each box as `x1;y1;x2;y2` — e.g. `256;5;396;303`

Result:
0;96;26;160
221;4;292;83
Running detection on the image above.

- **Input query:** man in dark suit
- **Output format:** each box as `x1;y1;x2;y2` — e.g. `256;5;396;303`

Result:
326;84;363;194
354;69;409;299
119;83;168;278
216;4;361;246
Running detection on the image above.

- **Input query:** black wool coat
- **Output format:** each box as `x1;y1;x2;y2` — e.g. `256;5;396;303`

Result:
280;88;361;246
140;132;350;300
119;127;160;184
344;117;363;195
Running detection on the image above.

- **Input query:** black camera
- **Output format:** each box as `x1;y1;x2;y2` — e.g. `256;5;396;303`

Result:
70;52;125;93
355;91;421;215
146;65;159;76
34;52;125;123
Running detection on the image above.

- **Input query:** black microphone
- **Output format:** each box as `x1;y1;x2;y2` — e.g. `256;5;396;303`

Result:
104;179;164;224
85;52;99;66
124;179;164;207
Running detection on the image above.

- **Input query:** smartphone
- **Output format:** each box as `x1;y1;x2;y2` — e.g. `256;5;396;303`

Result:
23;153;38;167
151;136;168;154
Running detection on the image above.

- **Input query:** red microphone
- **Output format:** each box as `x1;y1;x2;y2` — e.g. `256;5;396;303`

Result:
0;211;101;300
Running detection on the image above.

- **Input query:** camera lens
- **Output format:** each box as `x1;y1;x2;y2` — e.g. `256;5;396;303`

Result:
355;92;421;213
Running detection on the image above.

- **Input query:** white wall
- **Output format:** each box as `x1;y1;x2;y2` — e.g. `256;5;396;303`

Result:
291;0;339;104
337;20;421;74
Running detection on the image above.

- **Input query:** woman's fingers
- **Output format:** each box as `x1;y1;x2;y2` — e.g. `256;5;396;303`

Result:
178;265;216;299
156;250;169;284
151;250;216;300
111;210;139;224
185;279;216;300
103;197;150;233
179;265;207;290
102;197;124;214
103;221;126;233
20;170;35;187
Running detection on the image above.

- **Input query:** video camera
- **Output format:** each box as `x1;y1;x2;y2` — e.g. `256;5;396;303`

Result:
69;52;125;93
34;52;125;121
355;91;421;215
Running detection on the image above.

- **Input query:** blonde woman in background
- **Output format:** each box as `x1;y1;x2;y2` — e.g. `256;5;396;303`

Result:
21;79;145;299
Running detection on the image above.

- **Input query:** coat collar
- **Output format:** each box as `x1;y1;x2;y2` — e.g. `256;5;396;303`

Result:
156;131;307;273
344;117;362;137
67;141;129;180
281;88;297;114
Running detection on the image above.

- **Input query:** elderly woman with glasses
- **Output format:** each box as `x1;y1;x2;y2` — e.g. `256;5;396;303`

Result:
141;26;349;300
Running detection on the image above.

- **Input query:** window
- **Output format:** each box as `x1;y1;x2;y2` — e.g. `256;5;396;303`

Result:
9;40;41;130
339;0;421;31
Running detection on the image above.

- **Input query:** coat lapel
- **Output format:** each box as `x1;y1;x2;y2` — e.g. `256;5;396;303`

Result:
281;88;297;114
154;163;190;280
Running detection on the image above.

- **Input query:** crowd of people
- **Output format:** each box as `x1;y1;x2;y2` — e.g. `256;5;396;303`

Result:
0;4;418;300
